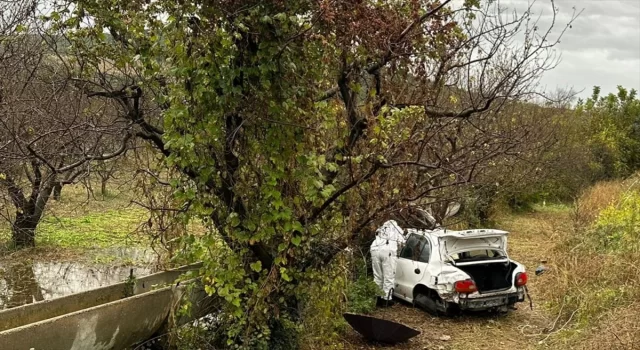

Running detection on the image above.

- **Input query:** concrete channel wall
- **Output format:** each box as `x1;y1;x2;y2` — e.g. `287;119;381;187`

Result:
0;263;211;350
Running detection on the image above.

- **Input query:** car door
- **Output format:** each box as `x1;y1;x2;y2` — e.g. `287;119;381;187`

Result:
394;233;431;301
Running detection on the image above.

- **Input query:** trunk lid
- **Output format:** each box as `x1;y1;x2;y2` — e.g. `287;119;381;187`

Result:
436;229;509;262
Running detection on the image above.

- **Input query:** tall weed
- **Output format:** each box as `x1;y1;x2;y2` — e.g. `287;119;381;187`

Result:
545;178;640;347
573;180;624;229
592;191;640;251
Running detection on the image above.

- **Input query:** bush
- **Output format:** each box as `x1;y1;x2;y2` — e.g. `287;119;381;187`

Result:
297;258;348;350
346;274;380;315
296;250;384;349
593;190;640;251
345;252;383;315
268;317;300;350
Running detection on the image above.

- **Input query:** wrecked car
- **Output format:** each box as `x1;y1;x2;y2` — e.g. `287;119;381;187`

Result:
393;228;527;315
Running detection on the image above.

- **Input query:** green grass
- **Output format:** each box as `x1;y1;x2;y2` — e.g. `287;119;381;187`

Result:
36;208;148;249
0;181;153;265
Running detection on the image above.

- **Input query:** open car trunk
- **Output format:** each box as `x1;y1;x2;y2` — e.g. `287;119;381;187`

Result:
456;262;517;293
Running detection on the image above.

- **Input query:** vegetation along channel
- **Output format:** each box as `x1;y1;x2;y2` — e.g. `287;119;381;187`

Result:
1;0;639;349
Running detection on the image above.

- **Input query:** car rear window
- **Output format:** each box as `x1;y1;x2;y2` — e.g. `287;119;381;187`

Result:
450;249;505;262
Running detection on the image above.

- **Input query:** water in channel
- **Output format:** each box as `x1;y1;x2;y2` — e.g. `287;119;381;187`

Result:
0;247;157;309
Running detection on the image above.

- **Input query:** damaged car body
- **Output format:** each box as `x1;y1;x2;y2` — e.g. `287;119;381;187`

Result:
393;228;528;315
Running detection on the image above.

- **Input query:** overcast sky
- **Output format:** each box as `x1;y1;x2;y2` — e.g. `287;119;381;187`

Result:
500;0;640;99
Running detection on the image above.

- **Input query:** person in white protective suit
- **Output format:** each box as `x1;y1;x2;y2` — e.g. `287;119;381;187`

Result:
370;220;406;304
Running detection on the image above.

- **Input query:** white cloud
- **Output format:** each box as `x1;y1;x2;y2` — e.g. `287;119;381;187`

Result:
499;0;640;97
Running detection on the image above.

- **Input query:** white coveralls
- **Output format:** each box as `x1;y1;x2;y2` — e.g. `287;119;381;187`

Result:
370;220;406;300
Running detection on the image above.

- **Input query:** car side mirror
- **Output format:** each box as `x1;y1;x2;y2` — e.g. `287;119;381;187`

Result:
414;268;421;274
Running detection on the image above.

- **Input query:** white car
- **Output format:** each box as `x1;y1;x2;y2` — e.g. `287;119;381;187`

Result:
393;228;528;314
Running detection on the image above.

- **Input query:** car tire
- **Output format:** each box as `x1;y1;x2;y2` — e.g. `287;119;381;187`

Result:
414;292;439;316
414;289;457;316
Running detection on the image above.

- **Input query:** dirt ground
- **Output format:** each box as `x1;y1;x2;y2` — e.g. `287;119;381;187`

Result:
340;208;572;350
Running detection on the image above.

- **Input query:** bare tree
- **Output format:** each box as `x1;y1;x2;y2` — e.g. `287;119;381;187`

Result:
94;159;117;197
0;22;132;247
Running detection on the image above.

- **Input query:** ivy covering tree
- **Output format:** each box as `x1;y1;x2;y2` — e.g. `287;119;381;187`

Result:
46;0;577;347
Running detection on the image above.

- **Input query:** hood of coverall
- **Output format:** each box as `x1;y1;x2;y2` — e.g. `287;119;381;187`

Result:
377;220;403;240
371;220;405;251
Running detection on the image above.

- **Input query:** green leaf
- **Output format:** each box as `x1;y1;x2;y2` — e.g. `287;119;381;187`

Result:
280;267;292;282
250;261;262;272
232;298;241;307
229;213;240;227
292;221;304;232
291;235;301;246
204;285;215;295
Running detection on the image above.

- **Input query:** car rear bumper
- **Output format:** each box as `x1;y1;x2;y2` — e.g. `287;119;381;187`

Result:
457;290;525;310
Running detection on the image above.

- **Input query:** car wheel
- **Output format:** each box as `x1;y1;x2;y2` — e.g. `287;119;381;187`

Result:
414;289;458;316
414;292;439;316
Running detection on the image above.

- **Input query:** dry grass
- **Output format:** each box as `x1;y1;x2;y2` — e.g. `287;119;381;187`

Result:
339;304;549;350
574;175;640;229
568;301;640;350
538;179;640;349
573;181;624;229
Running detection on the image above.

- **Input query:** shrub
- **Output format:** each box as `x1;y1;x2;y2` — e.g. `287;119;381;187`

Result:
268;317;300;350
297;258;348;350
346;274;380;315
593;190;640;251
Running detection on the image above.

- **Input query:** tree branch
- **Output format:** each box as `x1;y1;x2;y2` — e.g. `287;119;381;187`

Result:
0;174;27;210
57;133;132;173
315;0;453;102
306;161;381;224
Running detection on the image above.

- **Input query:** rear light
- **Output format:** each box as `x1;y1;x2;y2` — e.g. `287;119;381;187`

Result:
515;272;528;287
454;279;477;294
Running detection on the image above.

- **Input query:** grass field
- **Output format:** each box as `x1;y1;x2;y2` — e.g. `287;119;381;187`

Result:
0;180;152;266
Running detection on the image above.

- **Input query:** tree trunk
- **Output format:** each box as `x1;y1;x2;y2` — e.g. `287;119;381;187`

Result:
12;213;38;248
11;181;54;249
52;182;62;201
101;177;108;197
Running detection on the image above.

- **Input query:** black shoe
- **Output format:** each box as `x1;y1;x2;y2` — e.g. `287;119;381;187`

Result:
376;297;395;307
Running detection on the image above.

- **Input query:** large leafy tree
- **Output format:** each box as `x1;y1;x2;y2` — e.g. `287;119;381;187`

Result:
579;86;640;179
49;0;575;346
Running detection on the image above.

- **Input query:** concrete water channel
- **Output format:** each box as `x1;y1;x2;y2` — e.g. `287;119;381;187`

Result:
0;248;156;310
0;251;212;350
